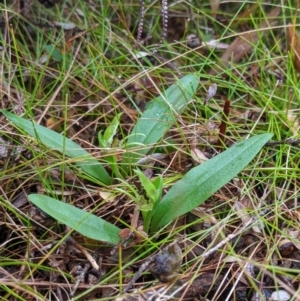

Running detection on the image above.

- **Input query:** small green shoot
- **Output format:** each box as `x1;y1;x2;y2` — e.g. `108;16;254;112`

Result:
98;113;122;148
98;113;123;178
134;169;163;232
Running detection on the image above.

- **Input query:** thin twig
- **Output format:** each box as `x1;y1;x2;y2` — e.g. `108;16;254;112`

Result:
67;236;99;270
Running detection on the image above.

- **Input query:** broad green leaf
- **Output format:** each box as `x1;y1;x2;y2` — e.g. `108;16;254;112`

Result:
29;194;120;244
1;110;111;185
123;74;199;165
151;133;272;231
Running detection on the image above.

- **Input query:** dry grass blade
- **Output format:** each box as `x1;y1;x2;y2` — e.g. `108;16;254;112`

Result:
209;6;281;75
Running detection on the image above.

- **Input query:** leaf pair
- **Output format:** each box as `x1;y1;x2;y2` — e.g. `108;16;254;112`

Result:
26;133;271;243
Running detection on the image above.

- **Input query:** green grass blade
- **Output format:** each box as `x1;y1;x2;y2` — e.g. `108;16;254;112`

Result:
123;74;199;164
1;110;111;185
151;133;273;231
29;194;120;244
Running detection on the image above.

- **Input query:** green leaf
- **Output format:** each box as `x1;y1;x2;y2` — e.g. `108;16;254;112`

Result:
98;113;123;178
44;45;64;62
1;110;111;185
29;194;120;244
123;74;199;165
152;175;163;212
151;133;272;231
98;113;122;148
134;169;157;203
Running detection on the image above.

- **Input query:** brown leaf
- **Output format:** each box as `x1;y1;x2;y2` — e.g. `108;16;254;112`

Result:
287;23;300;72
209;7;281;75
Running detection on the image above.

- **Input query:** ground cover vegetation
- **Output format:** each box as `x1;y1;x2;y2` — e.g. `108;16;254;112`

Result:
0;0;300;300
